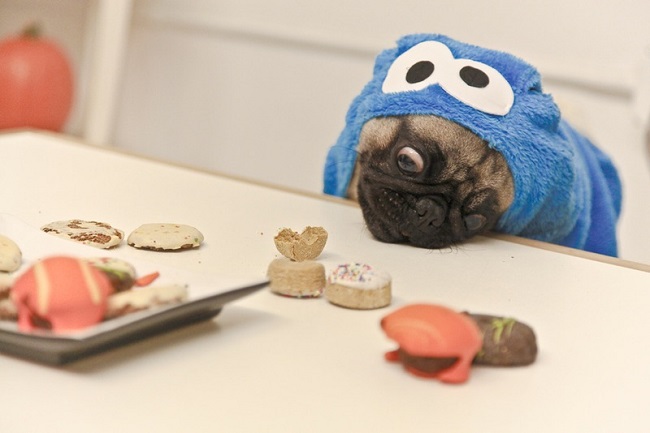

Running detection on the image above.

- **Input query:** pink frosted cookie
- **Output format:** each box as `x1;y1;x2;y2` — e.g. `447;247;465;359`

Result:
381;304;483;384
380;304;537;383
325;263;391;309
11;256;114;331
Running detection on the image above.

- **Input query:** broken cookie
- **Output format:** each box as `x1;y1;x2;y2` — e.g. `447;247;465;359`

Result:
274;226;328;261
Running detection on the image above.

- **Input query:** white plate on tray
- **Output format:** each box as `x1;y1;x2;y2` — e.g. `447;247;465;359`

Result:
0;214;268;364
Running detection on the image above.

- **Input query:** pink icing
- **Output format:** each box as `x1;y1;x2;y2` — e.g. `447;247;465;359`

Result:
12;256;114;332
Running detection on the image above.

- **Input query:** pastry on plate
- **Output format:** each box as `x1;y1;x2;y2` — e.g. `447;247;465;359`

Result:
105;284;188;319
41;219;124;249
87;257;138;292
11;256;114;331
0;234;21;272
0;298;16;321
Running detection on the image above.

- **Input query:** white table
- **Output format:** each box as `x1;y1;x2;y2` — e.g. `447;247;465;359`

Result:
2;131;649;432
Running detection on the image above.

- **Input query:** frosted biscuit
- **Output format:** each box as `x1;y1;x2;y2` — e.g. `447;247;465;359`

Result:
105;284;188;319
325;263;391;309
87;257;137;292
41;220;124;249
0;264;16;320
0;272;13;295
0;234;21;272
267;258;325;298
0;298;17;321
127;223;204;251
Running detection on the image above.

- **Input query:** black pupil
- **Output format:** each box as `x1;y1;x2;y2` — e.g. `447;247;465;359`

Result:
397;154;418;173
406;61;434;84
459;66;489;88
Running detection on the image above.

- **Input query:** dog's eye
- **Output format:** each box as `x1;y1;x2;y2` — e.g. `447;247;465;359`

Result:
463;214;487;232
396;147;424;175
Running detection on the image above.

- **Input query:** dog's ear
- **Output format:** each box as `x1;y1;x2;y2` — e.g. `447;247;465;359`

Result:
346;162;361;202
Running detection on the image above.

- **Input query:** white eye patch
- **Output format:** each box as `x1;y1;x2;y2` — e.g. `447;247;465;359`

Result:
382;41;514;116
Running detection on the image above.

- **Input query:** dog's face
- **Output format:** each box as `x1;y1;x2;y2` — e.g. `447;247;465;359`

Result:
348;115;514;249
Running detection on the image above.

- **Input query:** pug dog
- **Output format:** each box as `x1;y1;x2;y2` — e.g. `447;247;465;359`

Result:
324;34;622;256
347;115;514;249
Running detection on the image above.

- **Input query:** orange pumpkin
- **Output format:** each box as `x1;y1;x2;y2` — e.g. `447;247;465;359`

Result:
0;25;73;131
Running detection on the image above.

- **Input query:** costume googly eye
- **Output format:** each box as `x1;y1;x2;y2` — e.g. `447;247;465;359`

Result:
382;41;453;93
439;59;514;116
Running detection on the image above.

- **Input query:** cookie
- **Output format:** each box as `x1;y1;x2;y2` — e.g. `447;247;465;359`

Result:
267;258;325;298
274;226;328;261
0;298;17;321
87;257;137;292
381;304;483;383
1;273;18;321
0;272;14;298
127;223;204;251
41;220;124;249
0;234;21;272
11;256;114;332
325;263;391;309
468;313;538;366
105;284;188;319
380;305;538;383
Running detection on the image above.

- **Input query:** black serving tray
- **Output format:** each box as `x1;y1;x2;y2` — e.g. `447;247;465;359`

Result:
0;281;267;365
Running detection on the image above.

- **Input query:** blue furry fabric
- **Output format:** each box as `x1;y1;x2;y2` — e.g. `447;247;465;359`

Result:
323;34;622;256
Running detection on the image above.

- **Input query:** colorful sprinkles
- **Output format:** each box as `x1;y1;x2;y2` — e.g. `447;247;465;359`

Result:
328;263;375;283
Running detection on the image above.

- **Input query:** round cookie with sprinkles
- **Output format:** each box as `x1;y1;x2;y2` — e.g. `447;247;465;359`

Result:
41;219;124;249
325;263;392;309
127;223;204;251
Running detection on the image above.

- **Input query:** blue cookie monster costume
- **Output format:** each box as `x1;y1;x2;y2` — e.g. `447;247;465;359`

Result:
323;34;622;256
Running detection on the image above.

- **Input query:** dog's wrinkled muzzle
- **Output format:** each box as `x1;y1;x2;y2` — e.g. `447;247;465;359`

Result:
413;195;447;229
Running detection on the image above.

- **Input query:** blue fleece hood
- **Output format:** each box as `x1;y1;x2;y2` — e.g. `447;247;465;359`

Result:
323;34;622;256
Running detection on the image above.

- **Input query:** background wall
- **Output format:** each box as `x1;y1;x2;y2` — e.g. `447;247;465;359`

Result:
2;0;650;263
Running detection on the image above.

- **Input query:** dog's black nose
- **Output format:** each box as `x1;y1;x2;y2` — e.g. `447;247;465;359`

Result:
414;195;447;228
